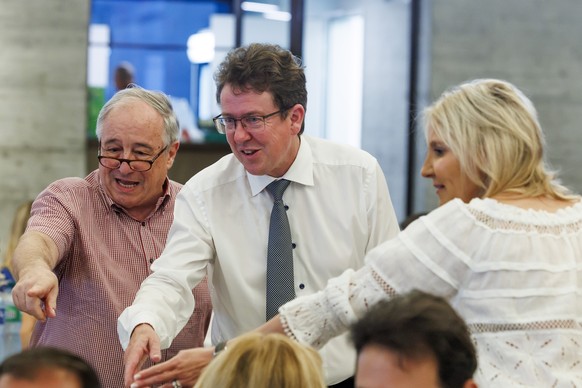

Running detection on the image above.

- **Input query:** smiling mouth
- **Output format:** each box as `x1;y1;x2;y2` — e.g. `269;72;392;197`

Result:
241;150;258;156
116;178;139;188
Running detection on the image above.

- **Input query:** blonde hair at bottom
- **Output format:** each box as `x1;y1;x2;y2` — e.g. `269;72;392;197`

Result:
194;332;326;388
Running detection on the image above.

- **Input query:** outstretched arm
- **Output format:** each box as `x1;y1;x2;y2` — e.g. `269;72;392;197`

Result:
11;231;60;321
127;346;213;388
126;315;285;388
123;323;162;387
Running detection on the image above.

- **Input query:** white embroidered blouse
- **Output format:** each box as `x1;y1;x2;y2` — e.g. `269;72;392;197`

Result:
279;197;582;387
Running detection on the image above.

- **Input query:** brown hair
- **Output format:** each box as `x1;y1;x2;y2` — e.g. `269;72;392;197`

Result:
351;290;477;388
214;43;307;133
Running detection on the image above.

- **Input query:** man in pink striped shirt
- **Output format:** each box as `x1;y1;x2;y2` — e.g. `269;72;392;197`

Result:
10;86;212;387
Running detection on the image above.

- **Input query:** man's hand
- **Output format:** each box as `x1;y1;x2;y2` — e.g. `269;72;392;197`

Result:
11;231;61;322
128;347;213;388
123;323;162;387
12;268;58;321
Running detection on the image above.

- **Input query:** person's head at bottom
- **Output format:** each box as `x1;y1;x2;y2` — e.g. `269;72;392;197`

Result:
351;290;478;388
0;347;101;388
194;332;326;388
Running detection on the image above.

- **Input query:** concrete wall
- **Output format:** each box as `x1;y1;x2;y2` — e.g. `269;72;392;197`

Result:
0;1;89;259
421;0;582;210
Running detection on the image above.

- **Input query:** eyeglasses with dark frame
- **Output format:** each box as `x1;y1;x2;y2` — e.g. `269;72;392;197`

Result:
97;145;168;172
212;108;289;134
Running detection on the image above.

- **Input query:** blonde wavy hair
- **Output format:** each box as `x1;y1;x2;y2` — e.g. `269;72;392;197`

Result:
194;333;326;388
424;78;572;200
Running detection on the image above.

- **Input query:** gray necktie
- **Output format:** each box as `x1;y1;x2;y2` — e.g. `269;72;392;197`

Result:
265;179;295;320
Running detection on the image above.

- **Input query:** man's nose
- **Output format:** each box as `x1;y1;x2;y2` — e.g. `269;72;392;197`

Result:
232;121;252;140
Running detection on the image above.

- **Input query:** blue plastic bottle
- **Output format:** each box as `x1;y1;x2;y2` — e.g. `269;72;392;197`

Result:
0;268;20;360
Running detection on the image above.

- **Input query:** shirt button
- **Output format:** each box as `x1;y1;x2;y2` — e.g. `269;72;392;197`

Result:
299;283;305;290
292;243;297;249
149;258;154;264
142;222;146;226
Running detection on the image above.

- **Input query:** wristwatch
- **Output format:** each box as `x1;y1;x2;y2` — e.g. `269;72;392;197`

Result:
213;341;228;358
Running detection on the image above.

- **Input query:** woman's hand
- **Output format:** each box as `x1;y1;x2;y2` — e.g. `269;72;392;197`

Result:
129;347;214;388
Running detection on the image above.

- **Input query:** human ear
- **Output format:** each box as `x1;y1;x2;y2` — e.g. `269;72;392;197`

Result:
166;141;180;169
288;104;305;134
462;378;478;388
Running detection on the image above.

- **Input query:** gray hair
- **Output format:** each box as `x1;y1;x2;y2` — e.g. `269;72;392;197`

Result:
96;84;180;146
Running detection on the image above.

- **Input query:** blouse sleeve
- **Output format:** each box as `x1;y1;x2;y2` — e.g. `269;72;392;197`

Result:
279;200;475;348
279;265;388;349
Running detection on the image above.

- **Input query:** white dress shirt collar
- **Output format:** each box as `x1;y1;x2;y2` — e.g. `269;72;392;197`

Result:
247;135;315;196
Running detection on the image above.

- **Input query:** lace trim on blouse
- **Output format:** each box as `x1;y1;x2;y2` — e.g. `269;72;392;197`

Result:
371;269;398;298
280;315;298;342
467;198;582;235
469;319;581;334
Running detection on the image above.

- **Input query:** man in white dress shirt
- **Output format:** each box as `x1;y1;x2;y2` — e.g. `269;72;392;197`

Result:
118;43;399;388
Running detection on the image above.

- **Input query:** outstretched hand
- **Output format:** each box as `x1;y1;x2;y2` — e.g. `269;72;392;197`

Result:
124;313;286;387
12;268;58;322
128;347;214;388
123;324;162;387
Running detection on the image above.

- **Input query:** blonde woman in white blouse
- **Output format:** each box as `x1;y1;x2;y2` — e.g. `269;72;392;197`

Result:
129;79;582;387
